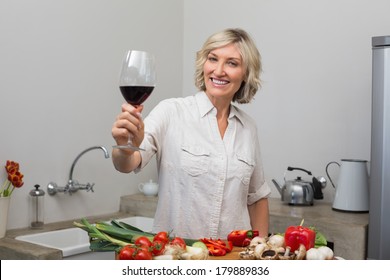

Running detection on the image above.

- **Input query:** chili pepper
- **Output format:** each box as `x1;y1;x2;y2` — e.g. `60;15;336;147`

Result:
284;220;316;251
227;230;259;247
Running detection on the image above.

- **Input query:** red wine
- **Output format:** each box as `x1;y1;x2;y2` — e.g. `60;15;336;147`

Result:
120;86;154;105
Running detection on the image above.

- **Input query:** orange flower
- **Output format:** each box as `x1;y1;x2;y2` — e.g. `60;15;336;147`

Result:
6;160;20;174
8;170;24;188
1;160;24;197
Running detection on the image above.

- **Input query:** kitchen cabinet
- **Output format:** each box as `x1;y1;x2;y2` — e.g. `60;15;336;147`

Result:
121;194;369;259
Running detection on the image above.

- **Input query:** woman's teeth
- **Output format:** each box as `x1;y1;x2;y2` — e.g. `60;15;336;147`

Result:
211;78;228;85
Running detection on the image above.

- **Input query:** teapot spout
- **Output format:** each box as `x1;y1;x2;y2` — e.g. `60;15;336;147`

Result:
271;179;283;195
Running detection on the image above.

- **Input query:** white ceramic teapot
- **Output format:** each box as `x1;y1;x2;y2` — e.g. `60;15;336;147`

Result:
138;179;158;196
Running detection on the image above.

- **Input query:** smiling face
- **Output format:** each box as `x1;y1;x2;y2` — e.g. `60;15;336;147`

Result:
203;43;246;103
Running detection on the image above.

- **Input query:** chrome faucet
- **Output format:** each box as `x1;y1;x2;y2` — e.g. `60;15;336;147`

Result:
47;146;110;195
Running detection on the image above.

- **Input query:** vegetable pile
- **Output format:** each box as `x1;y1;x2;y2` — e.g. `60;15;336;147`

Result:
73;218;208;260
237;219;334;260
74;217;334;260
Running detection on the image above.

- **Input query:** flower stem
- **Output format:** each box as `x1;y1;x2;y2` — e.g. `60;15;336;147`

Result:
0;180;11;197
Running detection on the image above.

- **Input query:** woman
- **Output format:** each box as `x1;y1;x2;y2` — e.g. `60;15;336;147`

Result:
112;28;270;239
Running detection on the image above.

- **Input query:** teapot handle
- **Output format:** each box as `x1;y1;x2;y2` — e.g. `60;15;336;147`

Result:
138;183;144;193
325;161;340;188
305;184;314;202
287;166;312;175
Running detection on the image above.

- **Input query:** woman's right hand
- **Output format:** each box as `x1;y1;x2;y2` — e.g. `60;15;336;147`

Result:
112;103;145;152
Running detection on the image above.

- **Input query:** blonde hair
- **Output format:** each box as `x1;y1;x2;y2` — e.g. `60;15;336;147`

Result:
195;28;262;104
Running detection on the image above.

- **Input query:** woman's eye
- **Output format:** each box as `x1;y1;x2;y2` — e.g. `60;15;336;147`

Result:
208;56;217;62
227;61;238;67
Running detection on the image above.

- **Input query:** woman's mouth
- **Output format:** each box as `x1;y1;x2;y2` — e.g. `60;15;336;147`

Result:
211;78;229;85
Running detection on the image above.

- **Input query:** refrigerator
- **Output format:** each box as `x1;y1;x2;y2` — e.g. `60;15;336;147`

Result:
368;35;390;260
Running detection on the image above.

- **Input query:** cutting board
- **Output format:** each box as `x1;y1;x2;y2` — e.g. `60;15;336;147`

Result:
208;246;243;260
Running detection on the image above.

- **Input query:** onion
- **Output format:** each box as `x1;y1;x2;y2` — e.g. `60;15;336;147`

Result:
163;244;185;259
181;246;209;260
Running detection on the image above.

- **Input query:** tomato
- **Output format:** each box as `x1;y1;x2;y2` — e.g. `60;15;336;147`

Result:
151;240;166;256
170;237;186;250
134;247;153;260
118;245;136;260
153;231;169;244
134;236;153;248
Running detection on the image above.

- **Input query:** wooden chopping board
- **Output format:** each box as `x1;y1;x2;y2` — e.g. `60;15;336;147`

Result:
208;246;243;260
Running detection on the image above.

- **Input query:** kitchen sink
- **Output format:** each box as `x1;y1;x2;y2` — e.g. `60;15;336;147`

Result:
15;216;154;260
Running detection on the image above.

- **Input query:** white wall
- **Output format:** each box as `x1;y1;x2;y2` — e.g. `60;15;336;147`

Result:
183;0;390;202
0;0;183;229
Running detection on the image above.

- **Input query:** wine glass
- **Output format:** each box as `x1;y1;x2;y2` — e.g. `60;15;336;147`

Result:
113;50;156;151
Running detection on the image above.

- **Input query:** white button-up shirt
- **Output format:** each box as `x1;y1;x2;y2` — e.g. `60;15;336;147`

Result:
136;91;270;239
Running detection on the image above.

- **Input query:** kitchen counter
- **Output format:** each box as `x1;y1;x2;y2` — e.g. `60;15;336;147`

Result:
121;194;369;259
0;195;369;260
0;212;131;260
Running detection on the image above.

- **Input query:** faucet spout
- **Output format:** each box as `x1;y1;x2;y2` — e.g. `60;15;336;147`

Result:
69;146;110;181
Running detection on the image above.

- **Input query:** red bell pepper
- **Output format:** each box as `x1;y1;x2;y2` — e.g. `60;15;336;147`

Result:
227;230;259;247
200;238;233;256
284;221;316;251
205;245;226;256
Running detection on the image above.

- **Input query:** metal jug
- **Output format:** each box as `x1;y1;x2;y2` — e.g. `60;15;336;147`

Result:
326;159;369;212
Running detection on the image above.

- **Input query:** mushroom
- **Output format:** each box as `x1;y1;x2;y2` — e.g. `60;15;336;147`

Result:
239;248;256;260
278;246;295;260
254;243;269;259
267;234;285;248
294;244;307;260
260;249;279;260
249;236;267;248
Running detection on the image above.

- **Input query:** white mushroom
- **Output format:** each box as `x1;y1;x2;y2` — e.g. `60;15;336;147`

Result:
260;249;278;260
254;243;269;259
305;248;325;260
250;236;267;247
295;244;307;260
317;246;334;260
267;234;285;248
278;246;295;260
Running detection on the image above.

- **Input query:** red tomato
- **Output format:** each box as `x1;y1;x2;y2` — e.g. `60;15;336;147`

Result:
118;245;136;260
170;237;186;250
153;231;169;244
134;236;153;248
134;247;153;260
151;240;166;256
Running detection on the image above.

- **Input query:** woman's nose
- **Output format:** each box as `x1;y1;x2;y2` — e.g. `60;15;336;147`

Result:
213;62;225;76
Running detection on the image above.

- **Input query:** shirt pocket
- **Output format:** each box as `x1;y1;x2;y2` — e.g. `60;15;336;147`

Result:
180;145;210;176
235;153;255;185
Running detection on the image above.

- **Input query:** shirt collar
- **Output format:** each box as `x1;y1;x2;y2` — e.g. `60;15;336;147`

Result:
195;91;245;126
195;91;215;117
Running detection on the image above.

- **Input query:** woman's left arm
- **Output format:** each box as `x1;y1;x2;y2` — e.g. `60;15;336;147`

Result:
248;198;269;238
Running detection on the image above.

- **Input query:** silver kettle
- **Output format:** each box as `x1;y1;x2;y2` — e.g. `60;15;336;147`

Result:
272;166;327;206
